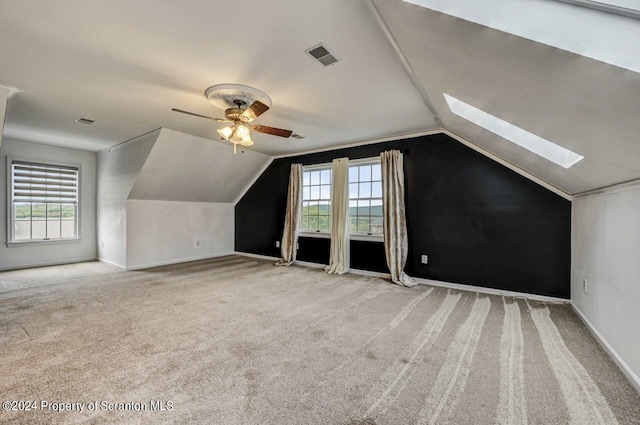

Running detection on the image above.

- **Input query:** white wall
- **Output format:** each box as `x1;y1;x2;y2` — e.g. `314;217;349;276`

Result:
572;184;640;387
97;128;250;270
96;130;158;267
0;139;96;270
125;200;234;269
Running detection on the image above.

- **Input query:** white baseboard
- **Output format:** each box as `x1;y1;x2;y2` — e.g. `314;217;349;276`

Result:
96;257;125;269
413;277;568;304
350;268;391;278
0;257;97;272
572;304;640;394
234;252;329;270
126;251;235;271
296;260;326;269
234;251;279;262
232;251;566;303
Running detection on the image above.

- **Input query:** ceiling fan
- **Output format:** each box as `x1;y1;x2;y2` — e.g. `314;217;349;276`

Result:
171;84;294;154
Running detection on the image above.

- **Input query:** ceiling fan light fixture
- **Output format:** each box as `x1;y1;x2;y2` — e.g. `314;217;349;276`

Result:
172;84;294;154
241;109;257;122
230;129;243;143
236;124;250;138
240;134;254;146
217;126;233;140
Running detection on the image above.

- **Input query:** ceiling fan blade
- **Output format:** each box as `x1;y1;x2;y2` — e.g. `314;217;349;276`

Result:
252;124;293;138
171;108;228;122
241;101;270;122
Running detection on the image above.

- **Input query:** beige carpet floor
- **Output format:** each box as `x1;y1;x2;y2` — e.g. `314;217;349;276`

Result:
0;255;638;424
0;261;120;293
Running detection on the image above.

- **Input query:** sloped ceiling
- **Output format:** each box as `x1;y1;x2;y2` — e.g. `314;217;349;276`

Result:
0;0;438;154
370;0;640;195
128;128;271;203
3;0;639;195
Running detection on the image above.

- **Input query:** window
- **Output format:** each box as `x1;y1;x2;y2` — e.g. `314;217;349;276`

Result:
444;93;584;169
349;160;383;236
301;166;332;233
9;160;79;242
299;158;383;238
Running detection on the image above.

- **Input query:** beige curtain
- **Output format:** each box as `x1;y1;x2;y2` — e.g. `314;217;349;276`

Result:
276;163;302;266
325;157;350;274
381;150;416;287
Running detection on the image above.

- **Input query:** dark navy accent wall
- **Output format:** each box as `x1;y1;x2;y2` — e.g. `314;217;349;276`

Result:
235;134;571;298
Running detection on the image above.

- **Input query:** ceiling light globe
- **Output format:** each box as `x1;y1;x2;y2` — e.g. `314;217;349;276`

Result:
236;124;250;138
217;126;233;140
241;134;254;146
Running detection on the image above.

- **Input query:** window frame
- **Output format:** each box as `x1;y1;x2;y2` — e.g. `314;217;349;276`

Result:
297;157;385;242
299;162;333;237
6;156;82;247
348;157;384;241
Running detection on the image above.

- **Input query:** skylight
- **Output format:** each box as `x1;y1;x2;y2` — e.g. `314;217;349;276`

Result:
443;94;584;169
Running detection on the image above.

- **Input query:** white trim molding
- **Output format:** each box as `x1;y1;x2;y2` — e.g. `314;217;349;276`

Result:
572;177;640;199
126;251;235;271
273;129;443;159
350;234;384;242
572;303;640;393
0;257;97;272
234;251;279;261
299;231;331;239
97;257;125;269
443;130;572;200
553;0;640;20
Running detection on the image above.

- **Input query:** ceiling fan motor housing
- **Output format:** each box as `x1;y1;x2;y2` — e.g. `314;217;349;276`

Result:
224;107;246;122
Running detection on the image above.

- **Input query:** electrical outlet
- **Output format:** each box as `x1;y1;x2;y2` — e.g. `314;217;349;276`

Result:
296;243;299;250
101;241;104;248
276;241;280;248
583;279;588;294
421;255;428;264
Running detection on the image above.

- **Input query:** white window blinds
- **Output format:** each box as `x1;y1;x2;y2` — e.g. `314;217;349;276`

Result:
12;161;79;204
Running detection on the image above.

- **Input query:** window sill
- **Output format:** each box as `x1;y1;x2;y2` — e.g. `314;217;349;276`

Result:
298;231;331;239
350;234;384;242
7;238;82;248
298;232;383;242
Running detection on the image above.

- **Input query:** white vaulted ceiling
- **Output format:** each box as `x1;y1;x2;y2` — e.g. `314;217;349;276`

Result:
371;0;640;195
2;0;640;195
0;0;438;154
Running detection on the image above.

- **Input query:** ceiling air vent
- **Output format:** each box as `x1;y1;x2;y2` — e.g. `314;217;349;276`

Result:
291;133;305;139
75;117;95;125
305;43;338;66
